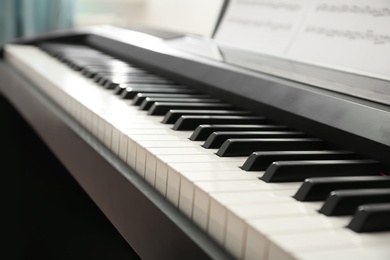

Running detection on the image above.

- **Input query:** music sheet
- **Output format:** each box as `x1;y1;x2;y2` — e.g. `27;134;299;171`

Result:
215;0;390;80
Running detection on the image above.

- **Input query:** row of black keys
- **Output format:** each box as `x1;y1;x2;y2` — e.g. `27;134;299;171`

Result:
39;42;390;233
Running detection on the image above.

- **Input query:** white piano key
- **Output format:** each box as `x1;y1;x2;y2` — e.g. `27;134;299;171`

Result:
187;180;301;257
156;158;169;195
145;152;157;186
126;139;137;169
180;177;196;217
104;122;113;147
178;171;264;219
268;229;390;260
208;189;296;245
118;132;129;162
244;215;351;260
131;134;190;141
12;45;390;260
145;152;205;188
135;146;147;177
137;141;208;180
170;162;244;172
224;201;322;259
295;244;390;260
111;125;121;154
191;180;300;234
159;154;247;163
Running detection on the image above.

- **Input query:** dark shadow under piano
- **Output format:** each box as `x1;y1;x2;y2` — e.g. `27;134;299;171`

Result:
0;95;140;260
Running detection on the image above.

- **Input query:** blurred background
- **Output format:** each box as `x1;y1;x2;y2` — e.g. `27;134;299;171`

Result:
0;0;224;44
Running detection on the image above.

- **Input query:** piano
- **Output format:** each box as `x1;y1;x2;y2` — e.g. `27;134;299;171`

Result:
1;1;390;259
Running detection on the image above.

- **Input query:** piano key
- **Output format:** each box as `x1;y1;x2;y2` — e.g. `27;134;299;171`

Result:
203;131;306;149
268;229;390;260
24;45;348;258
85;68;148;78
120;87;197;99
242;150;356;171
189;124;289;141
133;93;211;106
172;115;270;131
93;70;150;81
148;102;234;116
11;43;390;260
71;59;129;70
167;169;261;207
347;203;390;232
139;97;221;111
114;82;187;93
294;176;390;201
261;159;381;183
161;109;251;124
244;215;351;260
190;180;301;231
106;77;175;90
319;188;390;216
143;147;223;188
98;72;161;85
223;201;322;258
295;244;390;260
208;190;296;242
216;138;325;157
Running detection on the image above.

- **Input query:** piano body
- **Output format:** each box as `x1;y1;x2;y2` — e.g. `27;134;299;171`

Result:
1;1;390;259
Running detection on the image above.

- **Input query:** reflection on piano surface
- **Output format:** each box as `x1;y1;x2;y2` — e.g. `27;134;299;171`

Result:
1;3;390;259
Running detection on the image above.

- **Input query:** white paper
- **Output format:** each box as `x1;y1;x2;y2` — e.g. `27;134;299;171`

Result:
215;0;314;56
215;0;390;79
287;0;390;80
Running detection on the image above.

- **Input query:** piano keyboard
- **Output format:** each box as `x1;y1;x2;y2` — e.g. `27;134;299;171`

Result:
4;42;390;260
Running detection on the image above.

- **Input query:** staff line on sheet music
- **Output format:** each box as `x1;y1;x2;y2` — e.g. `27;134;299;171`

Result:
316;4;390;18
236;0;301;11
304;27;390;45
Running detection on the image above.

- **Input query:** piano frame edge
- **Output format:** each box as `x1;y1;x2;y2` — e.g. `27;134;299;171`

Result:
0;61;234;260
2;27;390;170
85;33;390;172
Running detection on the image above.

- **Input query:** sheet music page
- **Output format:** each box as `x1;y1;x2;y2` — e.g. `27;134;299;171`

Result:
214;0;314;56
215;0;390;79
287;0;390;80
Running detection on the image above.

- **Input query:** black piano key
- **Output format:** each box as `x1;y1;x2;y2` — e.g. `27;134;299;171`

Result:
104;77;174;89
115;83;185;95
115;83;182;95
111;75;169;84
133;94;210;106
294;176;390;201
162;110;252;124
120;87;197;99
71;59;128;71
203;131;306;149
189;124;289;141
114;83;188;95
90;70;148;80
319;188;390;216
216;138;325;157
139;98;221;111
148;103;234;116
173;115;270;131
96;72;151;84
119;83;183;89
242;150;356;171
348;203;390;232
261;159;381;183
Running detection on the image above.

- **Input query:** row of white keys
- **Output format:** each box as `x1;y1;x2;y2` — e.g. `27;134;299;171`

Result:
94;75;390;259
11;46;390;260
4;46;322;259
268;228;390;260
